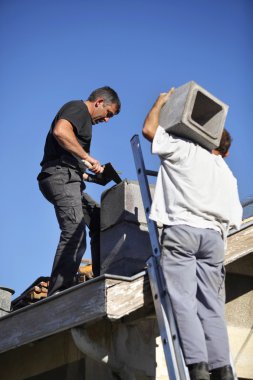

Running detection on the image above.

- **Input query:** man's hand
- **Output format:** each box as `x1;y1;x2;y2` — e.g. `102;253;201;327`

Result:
142;87;174;142
82;155;104;174
155;88;175;109
89;158;104;174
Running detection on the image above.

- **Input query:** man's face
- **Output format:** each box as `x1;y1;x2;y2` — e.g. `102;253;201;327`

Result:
92;99;118;125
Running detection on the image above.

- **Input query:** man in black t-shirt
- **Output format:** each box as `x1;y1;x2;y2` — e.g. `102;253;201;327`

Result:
38;86;121;296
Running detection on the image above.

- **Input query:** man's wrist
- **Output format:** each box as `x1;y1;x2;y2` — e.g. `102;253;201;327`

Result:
82;153;89;161
154;99;165;110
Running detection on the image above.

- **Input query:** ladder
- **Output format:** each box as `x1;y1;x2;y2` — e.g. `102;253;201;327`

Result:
131;134;190;380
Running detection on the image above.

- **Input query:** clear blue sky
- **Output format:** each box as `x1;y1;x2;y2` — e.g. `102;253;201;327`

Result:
0;0;252;297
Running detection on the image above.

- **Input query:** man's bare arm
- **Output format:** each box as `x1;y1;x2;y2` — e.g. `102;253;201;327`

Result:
142;88;174;142
53;119;102;173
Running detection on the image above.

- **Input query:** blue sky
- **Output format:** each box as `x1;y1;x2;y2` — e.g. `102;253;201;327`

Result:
0;0;252;297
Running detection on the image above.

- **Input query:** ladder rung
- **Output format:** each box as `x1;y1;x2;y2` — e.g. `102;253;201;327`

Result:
145;169;158;177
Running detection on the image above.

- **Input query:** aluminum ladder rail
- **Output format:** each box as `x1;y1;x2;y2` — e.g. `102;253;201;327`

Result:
131;134;190;380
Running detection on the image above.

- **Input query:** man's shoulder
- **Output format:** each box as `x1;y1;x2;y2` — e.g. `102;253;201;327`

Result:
57;100;90;119
56;100;91;130
59;100;86;111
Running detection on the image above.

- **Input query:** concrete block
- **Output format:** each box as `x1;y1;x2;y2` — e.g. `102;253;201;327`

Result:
159;81;229;150
0;287;15;318
100;180;155;231
100;222;154;276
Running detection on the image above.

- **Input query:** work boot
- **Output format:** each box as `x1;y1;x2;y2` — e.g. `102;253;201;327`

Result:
188;362;210;380
210;365;234;380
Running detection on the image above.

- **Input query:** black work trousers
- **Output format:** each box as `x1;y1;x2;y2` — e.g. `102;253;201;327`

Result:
38;165;100;296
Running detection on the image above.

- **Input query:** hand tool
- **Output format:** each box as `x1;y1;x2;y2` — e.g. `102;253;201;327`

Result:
82;160;122;186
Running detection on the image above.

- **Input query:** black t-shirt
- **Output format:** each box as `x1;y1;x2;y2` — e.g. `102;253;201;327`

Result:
40;100;92;168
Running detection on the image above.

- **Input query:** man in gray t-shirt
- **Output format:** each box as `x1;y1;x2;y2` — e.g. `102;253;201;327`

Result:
142;89;242;380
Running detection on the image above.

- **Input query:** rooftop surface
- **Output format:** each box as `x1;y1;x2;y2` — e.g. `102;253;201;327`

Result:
0;216;252;355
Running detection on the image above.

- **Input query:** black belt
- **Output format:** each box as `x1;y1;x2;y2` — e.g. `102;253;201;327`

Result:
42;159;80;171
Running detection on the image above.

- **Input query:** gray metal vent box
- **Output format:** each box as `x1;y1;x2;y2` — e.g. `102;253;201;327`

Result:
159;81;229;150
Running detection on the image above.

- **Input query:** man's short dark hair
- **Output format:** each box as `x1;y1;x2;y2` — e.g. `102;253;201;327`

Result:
88;86;121;114
217;129;232;157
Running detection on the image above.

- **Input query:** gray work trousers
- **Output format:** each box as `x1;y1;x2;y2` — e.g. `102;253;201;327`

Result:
160;225;230;370
38;165;100;296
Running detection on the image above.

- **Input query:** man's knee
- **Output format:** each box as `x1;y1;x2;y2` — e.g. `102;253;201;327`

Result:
56;204;85;229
